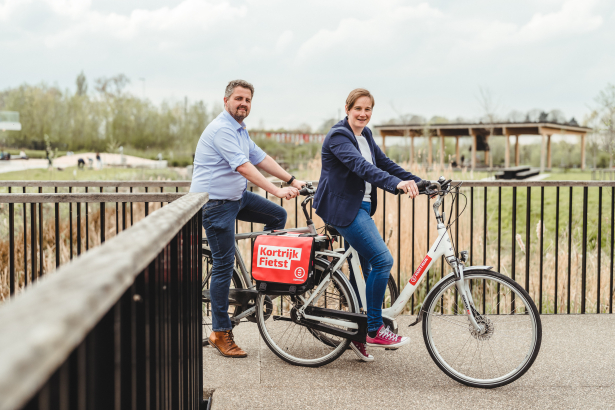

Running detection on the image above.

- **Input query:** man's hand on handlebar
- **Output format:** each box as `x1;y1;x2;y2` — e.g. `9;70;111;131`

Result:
397;180;420;198
275;186;299;200
290;179;307;190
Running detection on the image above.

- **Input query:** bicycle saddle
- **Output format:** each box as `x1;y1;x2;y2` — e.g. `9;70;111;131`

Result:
325;224;340;236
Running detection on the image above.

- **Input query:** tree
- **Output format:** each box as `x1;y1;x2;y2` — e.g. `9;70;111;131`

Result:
95;74;130;96
0;74;220;156
317;118;337;133
76;71;88;96
476;86;500;167
594;84;615;168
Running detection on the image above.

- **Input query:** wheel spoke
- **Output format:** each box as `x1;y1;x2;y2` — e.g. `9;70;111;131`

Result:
256;263;357;366
425;272;540;387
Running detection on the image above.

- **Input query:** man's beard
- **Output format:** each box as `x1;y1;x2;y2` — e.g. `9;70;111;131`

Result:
229;105;249;123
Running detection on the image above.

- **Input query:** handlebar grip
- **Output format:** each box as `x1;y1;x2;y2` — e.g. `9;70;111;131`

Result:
394;180;430;195
299;187;315;196
416;180;430;192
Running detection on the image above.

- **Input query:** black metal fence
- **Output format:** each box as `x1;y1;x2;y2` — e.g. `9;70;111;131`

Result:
0;181;191;299
0;192;207;410
239;180;615;315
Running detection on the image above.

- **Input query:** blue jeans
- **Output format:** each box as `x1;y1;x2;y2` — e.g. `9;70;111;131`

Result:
330;202;393;333
203;190;287;331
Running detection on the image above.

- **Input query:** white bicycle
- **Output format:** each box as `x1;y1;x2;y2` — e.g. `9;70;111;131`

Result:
255;177;542;388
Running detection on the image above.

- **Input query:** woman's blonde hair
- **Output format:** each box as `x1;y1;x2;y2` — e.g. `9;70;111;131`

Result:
346;88;375;110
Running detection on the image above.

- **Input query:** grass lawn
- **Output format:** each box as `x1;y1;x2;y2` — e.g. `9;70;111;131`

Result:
461;182;611;253
545;171;593;181
0;166;186;183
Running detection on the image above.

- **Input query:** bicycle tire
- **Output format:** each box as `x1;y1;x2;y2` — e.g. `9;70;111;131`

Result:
385;274;399;307
255;259;358;367
421;269;542;388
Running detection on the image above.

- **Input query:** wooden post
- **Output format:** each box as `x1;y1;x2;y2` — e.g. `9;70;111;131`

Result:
410;135;414;166
381;132;386;154
505;131;510;168
540;131;546;172
485;135;490;166
428;135;433;168
471;132;477;170
439;134;445;168
547;135;552;169
455;136;460;167
515;135;520;166
581;133;586;170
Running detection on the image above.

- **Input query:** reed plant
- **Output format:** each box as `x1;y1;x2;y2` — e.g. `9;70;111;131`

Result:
238;161;614;314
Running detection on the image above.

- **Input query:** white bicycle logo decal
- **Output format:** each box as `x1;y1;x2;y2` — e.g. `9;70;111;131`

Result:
294;267;305;279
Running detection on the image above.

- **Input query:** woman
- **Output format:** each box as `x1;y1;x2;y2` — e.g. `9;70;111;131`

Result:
313;88;422;362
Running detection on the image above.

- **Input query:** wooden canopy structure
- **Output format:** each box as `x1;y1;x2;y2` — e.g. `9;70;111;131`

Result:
374;121;591;170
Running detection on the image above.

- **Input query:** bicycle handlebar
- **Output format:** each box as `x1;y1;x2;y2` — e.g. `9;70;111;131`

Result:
394;180;435;196
298;178;453;198
394;178;454;197
299;183;316;196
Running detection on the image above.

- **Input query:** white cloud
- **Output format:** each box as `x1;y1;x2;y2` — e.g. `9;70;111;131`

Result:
0;0;613;129
517;0;603;41
26;0;247;47
275;30;293;53
0;0;33;21
294;2;443;64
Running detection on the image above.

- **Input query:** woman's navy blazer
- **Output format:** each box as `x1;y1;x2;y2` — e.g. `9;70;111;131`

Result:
313;118;422;227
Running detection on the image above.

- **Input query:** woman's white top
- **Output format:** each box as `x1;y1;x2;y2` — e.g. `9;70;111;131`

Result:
355;134;373;202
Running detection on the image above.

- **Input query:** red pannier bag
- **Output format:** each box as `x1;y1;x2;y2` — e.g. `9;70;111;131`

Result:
251;234;316;295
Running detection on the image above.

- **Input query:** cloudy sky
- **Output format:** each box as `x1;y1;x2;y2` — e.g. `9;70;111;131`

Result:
1;0;614;130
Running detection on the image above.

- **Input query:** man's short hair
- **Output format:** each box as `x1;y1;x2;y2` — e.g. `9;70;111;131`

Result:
346;88;375;110
225;80;254;99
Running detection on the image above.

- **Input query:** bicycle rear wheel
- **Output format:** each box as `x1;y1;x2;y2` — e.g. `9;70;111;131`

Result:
422;269;542;388
384;274;399;308
255;259;358;367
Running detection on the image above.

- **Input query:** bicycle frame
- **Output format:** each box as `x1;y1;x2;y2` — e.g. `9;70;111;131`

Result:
300;181;489;334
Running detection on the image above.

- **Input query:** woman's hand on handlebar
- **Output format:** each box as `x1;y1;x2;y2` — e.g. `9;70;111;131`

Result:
275;186;299;200
396;180;420;198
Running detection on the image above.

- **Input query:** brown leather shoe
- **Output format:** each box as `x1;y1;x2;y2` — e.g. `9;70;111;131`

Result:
208;330;247;358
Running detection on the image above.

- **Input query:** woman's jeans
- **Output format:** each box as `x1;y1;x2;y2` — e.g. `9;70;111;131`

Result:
330;202;394;333
203;190;287;331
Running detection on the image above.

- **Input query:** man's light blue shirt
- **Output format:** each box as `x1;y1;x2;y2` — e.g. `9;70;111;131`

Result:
190;110;266;200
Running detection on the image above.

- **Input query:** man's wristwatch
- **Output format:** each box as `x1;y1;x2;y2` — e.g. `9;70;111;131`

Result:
286;175;296;185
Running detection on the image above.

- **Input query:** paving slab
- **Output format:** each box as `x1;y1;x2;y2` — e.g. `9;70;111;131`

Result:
204;315;615;409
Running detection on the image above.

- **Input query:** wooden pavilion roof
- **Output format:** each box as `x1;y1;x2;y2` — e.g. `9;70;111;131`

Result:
374;121;591;137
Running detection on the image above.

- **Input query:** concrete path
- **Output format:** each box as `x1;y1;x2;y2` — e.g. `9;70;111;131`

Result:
0;153;165;174
204;315;615;409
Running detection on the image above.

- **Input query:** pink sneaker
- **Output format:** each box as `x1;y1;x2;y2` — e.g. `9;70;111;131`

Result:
350;341;374;362
366;325;410;348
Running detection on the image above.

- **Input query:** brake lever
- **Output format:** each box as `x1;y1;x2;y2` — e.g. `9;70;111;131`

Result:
425;188;438;198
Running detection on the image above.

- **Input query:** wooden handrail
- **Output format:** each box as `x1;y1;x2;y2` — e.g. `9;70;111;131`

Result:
0;192;186;203
0;193;208;410
250;180;615;189
0;181;191;188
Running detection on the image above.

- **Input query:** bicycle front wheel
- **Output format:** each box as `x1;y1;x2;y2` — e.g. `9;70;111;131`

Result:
256;259;358;367
422;269;542;388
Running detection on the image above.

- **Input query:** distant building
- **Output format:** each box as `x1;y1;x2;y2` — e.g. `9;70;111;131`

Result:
0;111;21;131
374;120;591;170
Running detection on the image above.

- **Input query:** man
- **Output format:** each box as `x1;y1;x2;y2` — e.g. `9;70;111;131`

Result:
190;79;306;358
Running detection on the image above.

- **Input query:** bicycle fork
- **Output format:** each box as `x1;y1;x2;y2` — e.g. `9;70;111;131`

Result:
451;259;484;334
